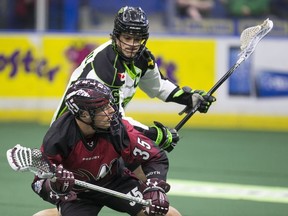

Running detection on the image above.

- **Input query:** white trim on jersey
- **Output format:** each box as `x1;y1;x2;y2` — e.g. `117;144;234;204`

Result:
139;63;177;101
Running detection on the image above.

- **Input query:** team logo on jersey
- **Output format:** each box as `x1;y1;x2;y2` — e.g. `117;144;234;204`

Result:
33;179;45;194
118;72;126;81
147;58;154;67
87;141;94;148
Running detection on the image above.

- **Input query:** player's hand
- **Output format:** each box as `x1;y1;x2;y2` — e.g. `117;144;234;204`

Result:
191;89;216;113
141;178;170;215
50;164;75;194
152;121;179;153
46;164;76;202
179;87;216;115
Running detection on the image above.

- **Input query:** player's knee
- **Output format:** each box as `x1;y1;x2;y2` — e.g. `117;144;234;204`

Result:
167;206;182;216
33;208;59;216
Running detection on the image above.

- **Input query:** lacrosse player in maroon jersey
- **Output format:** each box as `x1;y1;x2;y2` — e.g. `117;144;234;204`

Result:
31;79;181;216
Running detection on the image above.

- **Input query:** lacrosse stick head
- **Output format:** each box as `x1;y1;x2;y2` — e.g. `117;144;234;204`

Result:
7;144;55;178
238;18;273;62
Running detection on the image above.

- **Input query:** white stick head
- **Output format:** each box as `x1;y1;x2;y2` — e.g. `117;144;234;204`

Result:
239;18;273;60
7;144;32;172
6;144;54;178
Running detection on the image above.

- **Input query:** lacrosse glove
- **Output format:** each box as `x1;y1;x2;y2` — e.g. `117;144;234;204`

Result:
150;121;179;153
45;164;76;202
178;86;216;115
141;178;170;216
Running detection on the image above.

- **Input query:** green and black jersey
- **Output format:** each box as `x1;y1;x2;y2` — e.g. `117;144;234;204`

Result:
52;40;178;129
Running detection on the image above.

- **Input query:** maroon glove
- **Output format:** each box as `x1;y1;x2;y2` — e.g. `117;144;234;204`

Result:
141;178;170;216
46;164;76;202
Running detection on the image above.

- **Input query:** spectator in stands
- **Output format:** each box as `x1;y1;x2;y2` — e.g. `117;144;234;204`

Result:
221;0;270;19
270;0;288;20
12;0;35;29
210;0;228;18
175;0;215;20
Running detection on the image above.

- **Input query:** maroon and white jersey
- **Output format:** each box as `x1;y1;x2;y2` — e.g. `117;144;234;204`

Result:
36;112;168;189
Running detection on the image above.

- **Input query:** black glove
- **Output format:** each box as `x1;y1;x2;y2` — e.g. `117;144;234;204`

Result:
151;121;180;153
193;89;216;113
141;178;170;215
179;86;216;115
46;164;76;202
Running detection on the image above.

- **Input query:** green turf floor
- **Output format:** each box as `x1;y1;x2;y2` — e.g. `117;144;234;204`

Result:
1;122;288;216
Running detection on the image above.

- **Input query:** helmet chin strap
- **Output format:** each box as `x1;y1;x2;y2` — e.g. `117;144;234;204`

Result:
87;110;100;131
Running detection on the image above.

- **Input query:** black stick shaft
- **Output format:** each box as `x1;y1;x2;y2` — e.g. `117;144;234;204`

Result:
175;62;241;131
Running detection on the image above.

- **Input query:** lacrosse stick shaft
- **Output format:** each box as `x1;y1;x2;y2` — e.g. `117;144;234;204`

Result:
74;179;150;206
175;19;273;131
208;59;244;96
175;60;242;131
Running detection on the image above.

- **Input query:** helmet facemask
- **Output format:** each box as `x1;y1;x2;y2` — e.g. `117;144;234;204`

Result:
80;102;118;133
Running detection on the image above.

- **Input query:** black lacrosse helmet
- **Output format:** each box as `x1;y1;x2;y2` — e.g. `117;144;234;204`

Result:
112;6;149;61
65;79;119;132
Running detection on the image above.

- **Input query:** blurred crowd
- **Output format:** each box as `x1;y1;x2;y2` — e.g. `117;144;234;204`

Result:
175;0;288;20
0;0;287;31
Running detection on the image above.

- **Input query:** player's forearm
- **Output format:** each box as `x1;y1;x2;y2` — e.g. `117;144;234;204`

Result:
31;179;58;205
141;152;169;181
165;86;191;105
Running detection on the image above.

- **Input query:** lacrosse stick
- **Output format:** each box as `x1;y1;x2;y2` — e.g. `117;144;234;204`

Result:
175;18;273;131
6;144;150;206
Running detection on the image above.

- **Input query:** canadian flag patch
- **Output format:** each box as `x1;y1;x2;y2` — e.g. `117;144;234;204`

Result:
118;73;126;81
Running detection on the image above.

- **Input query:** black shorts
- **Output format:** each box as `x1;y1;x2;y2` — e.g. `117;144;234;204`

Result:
59;173;144;216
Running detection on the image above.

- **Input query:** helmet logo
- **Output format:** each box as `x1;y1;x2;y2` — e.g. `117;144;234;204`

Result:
121;6;147;24
123;10;143;23
75;89;91;97
65;97;80;115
